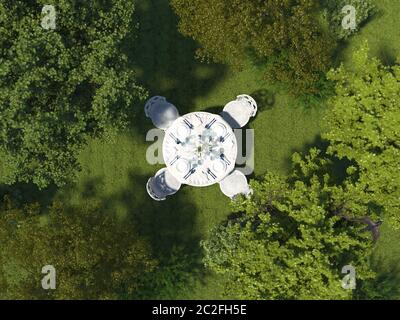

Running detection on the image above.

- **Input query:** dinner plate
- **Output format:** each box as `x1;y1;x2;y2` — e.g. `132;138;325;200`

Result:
175;159;190;174
176;124;191;140
212;123;227;138
212;159;227;174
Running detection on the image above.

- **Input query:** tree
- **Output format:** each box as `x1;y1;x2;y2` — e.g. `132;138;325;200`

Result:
201;151;375;300
171;0;334;95
323;43;400;229
0;199;157;299
321;0;375;40
0;0;147;189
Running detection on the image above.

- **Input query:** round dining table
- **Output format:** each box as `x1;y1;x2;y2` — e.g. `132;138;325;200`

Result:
163;112;238;187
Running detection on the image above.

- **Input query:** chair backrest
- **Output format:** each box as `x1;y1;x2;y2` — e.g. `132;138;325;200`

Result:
144;96;179;130
144;96;166;116
221;101;251;128
237;94;257;117
221;94;258;129
146;168;181;201
219;170;251;199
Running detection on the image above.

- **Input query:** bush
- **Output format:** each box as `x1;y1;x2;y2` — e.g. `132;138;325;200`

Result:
171;0;334;96
0;199;157;299
322;0;376;40
134;246;201;299
0;0;147;188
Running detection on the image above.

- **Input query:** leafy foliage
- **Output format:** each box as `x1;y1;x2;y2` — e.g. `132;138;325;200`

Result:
0;0;147;188
202;157;375;300
134;246;202;299
0;198;157;299
171;0;334;95
356;268;400;300
322;0;375;40
323;43;400;229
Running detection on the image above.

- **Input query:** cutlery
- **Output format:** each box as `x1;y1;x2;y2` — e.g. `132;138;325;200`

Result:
220;154;231;165
220;132;231;143
169;133;181;144
169;155;180;166
207;168;217;179
202;170;211;181
205;118;216;129
183;118;194;129
195;114;204;124
184;168;196;180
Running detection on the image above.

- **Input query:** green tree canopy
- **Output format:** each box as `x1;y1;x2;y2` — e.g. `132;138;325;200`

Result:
0;199;156;299
0;0;147;188
171;0;334;95
322;0;375;40
323;43;400;229
202;151;375;299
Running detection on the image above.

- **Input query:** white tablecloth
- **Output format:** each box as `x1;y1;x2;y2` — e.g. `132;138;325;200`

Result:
163;112;238;187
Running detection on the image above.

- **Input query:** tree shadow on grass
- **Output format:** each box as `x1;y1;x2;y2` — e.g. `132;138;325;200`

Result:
203;105;224;115
124;0;227;135
284;134;353;185
62;171;202;259
251;89;275;112
357;256;400;300
377;43;398;67
120;171;201;257
61;170;205;299
0;182;57;209
120;172;205;299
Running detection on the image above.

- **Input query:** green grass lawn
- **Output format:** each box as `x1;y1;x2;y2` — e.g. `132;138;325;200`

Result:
50;0;400;299
340;0;400;66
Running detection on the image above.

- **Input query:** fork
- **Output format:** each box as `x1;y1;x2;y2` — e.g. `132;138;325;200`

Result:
207;168;217;179
169;155;181;166
183;118;194;129
205;118;216;129
220;132;231;143
220;154;231;165
169;133;182;144
184;168;196;180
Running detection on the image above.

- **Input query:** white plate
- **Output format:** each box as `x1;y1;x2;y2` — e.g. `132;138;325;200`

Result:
213;123;227;137
212;159;227;174
176;124;191;139
175;159;190;174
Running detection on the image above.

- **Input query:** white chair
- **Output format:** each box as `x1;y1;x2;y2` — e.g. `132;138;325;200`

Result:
219;170;252;199
144;96;179;130
146;168;182;201
221;94;258;128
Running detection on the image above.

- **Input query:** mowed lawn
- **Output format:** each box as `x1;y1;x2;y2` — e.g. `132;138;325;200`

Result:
55;0;400;299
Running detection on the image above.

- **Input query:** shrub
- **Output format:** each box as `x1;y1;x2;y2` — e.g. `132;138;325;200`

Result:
322;0;376;40
171;0;334;96
0;0;147;188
